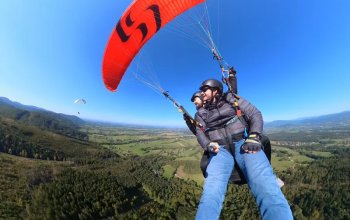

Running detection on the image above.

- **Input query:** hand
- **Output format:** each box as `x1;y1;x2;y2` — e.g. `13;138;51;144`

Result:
208;142;220;153
228;66;237;76
241;133;262;153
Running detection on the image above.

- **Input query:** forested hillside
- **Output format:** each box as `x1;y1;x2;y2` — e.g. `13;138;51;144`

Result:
2;144;348;219
0;97;86;140
0;99;349;219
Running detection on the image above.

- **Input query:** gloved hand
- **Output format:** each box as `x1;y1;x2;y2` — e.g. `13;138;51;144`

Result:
183;114;196;135
207;142;220;153
241;133;262;153
228;66;237;76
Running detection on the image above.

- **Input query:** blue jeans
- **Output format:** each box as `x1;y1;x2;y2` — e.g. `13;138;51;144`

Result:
195;139;293;220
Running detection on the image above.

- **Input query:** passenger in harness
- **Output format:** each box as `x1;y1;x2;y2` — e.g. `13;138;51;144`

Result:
185;69;274;185
193;79;293;220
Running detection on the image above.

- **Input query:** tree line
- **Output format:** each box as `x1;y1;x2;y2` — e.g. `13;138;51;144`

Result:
0;133;65;161
21;148;349;220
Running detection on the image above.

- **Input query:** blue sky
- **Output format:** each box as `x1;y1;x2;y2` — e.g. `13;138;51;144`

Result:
1;0;349;127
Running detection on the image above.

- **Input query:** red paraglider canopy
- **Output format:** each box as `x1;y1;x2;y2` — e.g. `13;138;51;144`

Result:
102;0;205;92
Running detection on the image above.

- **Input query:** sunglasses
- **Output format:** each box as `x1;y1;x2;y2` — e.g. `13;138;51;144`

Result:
200;87;211;92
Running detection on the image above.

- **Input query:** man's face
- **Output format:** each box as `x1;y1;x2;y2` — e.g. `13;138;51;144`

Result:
201;87;216;102
193;97;203;109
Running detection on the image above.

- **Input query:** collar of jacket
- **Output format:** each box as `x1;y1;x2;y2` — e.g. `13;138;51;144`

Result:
205;95;225;110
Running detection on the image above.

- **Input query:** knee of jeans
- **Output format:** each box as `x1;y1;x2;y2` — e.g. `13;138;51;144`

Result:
201;182;227;200
250;164;273;180
205;171;230;184
244;151;271;172
249;175;282;199
206;150;234;173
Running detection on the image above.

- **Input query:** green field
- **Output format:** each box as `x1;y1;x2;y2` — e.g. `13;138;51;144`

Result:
81;125;338;184
2;119;348;220
271;146;313;171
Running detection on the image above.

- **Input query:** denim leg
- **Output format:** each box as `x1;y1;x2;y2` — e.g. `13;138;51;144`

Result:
195;147;234;220
234;140;293;220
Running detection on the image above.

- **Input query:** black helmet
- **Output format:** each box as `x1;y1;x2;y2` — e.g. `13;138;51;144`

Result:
191;91;203;102
199;79;223;94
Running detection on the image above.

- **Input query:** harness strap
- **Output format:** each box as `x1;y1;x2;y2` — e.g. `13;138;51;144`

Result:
231;93;249;128
216;132;245;145
233;100;242;117
205;115;238;132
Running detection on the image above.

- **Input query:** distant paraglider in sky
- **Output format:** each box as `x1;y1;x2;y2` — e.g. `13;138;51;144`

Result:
74;98;86;115
74;98;87;104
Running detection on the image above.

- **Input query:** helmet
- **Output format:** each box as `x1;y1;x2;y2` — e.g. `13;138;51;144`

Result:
199;79;223;94
191;91;203;102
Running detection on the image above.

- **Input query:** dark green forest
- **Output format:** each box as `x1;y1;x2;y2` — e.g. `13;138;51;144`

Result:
2;147;349;219
0;103;349;219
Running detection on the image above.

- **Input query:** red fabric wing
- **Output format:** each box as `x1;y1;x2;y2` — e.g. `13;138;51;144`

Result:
102;0;205;91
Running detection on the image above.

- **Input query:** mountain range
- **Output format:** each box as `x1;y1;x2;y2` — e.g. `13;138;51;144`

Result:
0;96;83;124
1;96;350;130
0;97;86;139
264;111;350;129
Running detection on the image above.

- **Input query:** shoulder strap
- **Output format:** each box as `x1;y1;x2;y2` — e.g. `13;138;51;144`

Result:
231;93;249;128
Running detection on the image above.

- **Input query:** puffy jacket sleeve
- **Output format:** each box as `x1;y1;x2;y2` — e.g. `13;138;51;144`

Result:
238;97;263;134
227;74;238;94
194;112;211;151
226;93;263;135
183;114;197;135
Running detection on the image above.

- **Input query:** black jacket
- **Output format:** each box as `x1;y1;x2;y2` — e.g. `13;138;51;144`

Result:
195;93;263;151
